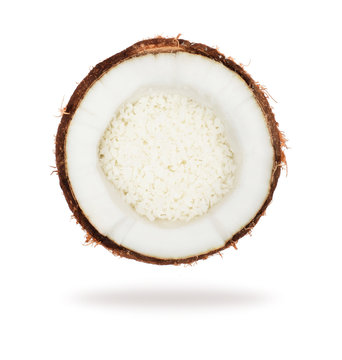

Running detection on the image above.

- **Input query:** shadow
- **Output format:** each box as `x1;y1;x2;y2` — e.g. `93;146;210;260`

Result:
72;286;272;309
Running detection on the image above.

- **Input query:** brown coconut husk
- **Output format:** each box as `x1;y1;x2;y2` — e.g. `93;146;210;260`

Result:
55;36;286;265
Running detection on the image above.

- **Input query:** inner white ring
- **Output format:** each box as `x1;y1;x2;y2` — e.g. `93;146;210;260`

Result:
66;52;274;259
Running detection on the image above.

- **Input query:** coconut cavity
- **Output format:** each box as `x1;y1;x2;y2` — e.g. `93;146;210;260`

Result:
99;91;236;222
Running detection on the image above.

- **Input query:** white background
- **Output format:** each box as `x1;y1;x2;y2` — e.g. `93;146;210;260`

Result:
1;0;341;359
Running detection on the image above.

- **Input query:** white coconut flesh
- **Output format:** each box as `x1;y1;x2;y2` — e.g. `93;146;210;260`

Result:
98;91;236;222
66;52;274;259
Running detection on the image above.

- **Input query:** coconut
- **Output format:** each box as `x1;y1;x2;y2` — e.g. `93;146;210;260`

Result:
55;37;286;265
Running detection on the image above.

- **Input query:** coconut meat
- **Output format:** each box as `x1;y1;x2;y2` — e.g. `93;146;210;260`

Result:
66;52;274;259
98;90;236;222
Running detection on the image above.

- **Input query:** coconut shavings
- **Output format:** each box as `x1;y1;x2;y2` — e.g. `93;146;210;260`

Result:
99;91;235;222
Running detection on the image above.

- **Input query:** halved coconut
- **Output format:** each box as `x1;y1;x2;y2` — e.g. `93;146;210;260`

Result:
56;37;285;265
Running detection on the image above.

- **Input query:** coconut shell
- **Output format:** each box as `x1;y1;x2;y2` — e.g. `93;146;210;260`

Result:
55;37;286;265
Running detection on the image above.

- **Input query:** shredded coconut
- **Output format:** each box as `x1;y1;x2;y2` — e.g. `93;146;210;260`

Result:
99;91;235;222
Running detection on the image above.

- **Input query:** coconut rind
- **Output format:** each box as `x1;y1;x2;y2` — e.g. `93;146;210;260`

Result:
56;37;285;265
